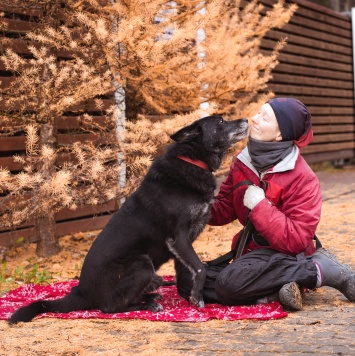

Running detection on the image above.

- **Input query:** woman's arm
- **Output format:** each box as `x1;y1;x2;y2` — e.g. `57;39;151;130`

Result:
250;173;322;255
209;163;238;226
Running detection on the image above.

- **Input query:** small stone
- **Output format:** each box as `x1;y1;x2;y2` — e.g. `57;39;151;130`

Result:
51;263;62;271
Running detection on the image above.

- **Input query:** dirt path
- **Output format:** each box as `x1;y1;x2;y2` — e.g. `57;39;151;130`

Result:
1;168;355;355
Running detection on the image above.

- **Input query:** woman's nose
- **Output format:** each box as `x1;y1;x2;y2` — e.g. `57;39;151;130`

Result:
251;114;259;124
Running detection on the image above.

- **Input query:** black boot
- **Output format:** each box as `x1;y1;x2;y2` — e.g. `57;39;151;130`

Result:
312;248;355;302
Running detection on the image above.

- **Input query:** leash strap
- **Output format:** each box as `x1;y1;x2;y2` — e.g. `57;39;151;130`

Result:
207;179;323;266
233;215;253;259
314;235;322;249
218;180;254;199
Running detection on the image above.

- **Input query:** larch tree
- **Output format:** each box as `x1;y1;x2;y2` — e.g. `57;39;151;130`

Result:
0;0;296;257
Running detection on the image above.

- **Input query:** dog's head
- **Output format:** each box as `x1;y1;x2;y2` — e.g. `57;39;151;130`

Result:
170;116;248;171
171;115;248;153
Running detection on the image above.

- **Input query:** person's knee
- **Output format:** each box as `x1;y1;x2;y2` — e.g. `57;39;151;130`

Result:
215;268;243;305
215;280;232;305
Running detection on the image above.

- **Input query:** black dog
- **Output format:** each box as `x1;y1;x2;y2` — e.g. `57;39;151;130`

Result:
9;115;248;323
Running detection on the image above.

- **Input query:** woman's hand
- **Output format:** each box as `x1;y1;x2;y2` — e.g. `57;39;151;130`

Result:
243;185;265;210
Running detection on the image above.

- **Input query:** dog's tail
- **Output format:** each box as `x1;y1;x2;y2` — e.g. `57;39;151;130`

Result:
8;289;91;324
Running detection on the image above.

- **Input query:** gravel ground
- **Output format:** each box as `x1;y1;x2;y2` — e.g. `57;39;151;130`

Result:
0;167;355;355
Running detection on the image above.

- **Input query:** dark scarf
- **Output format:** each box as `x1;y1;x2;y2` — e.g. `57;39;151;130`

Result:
247;137;294;172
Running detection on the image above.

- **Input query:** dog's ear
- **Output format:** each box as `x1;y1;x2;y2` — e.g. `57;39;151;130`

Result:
170;121;202;142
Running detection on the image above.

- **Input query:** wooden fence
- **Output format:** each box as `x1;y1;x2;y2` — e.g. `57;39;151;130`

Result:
0;3;116;246
0;0;354;246
263;0;355;163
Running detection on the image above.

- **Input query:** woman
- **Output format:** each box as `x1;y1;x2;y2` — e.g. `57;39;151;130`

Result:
209;97;355;310
177;98;355;310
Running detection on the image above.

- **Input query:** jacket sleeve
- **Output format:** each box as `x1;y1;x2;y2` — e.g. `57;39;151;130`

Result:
249;173;322;256
209;163;238;226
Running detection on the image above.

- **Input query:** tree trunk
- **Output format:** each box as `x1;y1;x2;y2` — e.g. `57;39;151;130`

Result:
125;81;145;120
330;0;341;12
34;121;61;257
35;214;61;257
32;2;62;257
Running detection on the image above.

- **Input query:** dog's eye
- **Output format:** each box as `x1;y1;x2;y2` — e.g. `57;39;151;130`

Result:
219;118;224;124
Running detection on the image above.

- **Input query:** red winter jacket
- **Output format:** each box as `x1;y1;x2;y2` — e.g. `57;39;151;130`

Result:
209;145;322;256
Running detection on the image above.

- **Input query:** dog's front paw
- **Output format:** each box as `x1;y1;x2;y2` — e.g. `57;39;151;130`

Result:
189;295;205;308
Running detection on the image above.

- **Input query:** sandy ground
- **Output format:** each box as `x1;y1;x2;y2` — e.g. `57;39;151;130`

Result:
0;165;355;355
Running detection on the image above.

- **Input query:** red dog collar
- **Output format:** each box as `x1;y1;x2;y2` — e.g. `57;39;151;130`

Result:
176;155;209;171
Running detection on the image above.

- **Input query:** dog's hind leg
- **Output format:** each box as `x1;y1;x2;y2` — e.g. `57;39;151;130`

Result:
142;292;163;302
146;273;163;291
101;255;163;313
142;273;164;302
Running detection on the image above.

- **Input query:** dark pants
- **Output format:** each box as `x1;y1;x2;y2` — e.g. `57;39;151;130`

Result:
176;248;318;305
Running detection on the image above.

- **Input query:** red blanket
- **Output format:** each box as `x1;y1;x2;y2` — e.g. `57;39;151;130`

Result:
0;277;287;322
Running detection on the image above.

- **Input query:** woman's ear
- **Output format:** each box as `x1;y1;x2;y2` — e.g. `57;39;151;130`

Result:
275;131;283;142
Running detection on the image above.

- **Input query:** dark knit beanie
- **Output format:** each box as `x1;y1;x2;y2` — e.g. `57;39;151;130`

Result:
267;97;313;148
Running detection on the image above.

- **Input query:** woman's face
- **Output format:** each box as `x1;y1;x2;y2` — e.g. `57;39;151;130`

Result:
250;103;282;142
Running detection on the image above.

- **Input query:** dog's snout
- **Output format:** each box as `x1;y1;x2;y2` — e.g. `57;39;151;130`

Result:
239;118;249;128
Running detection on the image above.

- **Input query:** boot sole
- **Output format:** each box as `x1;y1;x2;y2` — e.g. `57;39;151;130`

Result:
279;282;303;311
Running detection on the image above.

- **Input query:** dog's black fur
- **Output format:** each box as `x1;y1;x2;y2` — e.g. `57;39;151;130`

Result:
9;115;248;324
